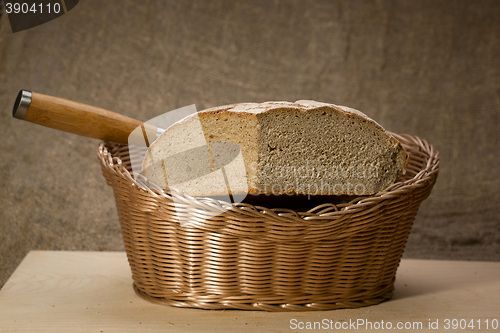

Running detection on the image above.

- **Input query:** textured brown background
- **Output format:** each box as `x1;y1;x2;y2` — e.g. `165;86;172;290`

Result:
1;0;499;287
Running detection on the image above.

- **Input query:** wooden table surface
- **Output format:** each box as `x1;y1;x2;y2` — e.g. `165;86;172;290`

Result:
0;251;498;332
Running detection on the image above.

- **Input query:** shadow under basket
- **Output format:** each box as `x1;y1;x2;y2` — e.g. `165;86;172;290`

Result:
97;133;439;311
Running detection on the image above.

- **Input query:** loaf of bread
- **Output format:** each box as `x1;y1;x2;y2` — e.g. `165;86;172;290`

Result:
142;100;408;197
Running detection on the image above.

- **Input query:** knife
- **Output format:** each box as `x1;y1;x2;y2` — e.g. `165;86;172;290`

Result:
12;90;243;197
12;90;163;144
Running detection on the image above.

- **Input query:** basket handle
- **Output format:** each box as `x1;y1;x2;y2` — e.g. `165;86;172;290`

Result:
12;90;158;144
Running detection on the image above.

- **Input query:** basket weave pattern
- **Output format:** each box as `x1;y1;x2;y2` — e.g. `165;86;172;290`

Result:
97;134;439;311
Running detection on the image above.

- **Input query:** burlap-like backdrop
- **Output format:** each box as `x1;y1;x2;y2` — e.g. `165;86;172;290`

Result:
1;1;499;287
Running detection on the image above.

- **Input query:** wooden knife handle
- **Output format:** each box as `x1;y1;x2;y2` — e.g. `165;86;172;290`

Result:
13;90;144;144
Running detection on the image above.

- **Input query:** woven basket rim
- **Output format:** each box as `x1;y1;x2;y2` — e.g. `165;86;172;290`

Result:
97;132;439;224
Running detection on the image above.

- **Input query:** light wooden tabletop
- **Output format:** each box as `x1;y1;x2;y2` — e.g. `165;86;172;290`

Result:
0;251;498;332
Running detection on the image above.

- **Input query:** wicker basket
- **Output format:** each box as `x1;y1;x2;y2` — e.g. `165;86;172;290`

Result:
97;133;439;311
